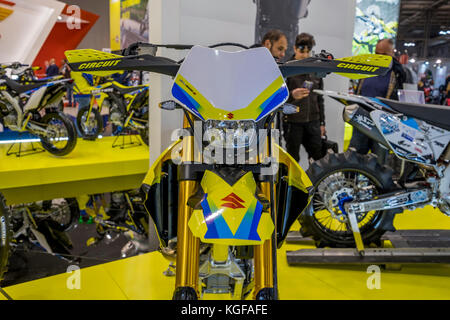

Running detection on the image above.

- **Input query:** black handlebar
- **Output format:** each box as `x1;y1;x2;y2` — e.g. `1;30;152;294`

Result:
114;42;250;57
2;62;29;69
70;42;391;80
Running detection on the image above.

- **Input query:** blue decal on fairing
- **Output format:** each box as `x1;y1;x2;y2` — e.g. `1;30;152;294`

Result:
256;86;289;121
401;117;420;130
234;200;264;241
201;195;234;239
172;82;204;120
379;113;399;134
370;98;393;110
401;132;414;142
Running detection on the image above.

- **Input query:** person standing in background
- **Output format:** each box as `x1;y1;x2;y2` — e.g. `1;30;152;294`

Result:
251;29;288;62
60;59;74;107
283;33;325;163
46;58;59;78
350;38;406;160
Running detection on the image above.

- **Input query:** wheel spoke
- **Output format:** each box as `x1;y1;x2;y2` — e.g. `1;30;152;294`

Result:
312;166;384;238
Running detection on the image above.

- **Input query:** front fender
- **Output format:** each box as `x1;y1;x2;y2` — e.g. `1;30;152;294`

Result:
188;170;275;246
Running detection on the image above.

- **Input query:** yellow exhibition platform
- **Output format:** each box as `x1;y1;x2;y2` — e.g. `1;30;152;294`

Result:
0;136;149;205
2;206;450;300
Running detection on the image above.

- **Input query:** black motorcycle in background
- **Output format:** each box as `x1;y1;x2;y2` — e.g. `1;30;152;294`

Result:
77;189;150;257
0;195;79;284
0;194;11;283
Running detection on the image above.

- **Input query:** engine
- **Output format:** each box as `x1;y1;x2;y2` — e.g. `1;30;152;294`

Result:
109;103;124;126
0;99;17;128
4;114;17;128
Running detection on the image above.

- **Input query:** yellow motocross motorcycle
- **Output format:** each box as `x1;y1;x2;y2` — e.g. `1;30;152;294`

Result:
0;63;77;156
71;71;149;144
65;43;391;300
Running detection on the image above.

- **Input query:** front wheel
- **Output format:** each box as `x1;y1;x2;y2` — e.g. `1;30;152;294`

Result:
41;198;80;232
40;112;77;156
299;151;401;248
76;106;103;139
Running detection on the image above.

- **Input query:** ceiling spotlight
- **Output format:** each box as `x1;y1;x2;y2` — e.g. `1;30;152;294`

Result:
404;42;415;47
436;59;442;64
425;61;429;65
409;58;416;63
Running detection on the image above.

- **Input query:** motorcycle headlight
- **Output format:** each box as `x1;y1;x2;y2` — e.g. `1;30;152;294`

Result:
204;120;257;149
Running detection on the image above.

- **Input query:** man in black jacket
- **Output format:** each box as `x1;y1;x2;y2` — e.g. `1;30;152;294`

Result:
46;58;59;78
283;33;325;162
350;38;406;159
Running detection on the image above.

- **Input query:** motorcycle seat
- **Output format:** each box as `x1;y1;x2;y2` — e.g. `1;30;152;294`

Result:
5;78;45;94
378;97;450;131
28;77;62;83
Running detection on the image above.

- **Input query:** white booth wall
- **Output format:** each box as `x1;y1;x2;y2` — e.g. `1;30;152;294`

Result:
0;0;65;64
148;0;356;167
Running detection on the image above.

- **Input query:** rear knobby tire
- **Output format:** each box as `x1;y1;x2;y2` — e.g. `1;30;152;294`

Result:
299;151;402;248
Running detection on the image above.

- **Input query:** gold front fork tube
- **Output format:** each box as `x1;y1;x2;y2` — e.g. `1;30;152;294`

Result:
253;181;274;297
175;180;200;293
175;113;200;294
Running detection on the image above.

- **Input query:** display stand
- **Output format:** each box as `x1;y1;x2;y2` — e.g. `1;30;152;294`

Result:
163;262;176;277
285;230;450;265
111;131;142;149
0;136;149;205
5;138;45;157
0;287;13;300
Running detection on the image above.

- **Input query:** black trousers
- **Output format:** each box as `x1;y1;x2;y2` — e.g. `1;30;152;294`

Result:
283;120;322;162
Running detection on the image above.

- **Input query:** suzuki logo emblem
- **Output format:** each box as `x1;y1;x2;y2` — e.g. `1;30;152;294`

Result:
221;193;245;209
226;112;234;119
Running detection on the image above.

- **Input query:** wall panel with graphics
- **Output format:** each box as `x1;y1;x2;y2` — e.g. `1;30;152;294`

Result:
109;0;149;50
352;0;400;55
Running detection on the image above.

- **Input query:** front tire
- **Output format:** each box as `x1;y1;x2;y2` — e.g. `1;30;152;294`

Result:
41;198;80;232
299;151;401;248
76;106;103;139
0;193;12;283
40;112;77;156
